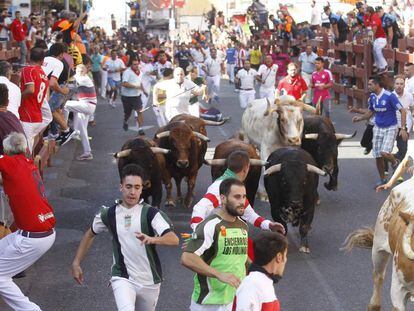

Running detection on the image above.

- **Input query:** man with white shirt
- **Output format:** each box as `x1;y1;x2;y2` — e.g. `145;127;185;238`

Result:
152;67;206;121
104;50;126;107
154;51;172;80
298;45;318;105
235;61;258;109
404;63;414;96
310;0;321;31
257;55;278;102
0;9;11;48
191;43;206;77
202;48;223;104
0;61;20;119
139;53;156;109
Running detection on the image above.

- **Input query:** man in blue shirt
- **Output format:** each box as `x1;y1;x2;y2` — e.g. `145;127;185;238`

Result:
353;76;408;187
225;43;237;84
376;6;402;48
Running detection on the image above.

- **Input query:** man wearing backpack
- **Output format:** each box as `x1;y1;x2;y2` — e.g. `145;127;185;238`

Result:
71;164;179;311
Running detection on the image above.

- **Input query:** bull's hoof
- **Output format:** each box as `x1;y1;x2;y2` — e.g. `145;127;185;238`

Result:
256;191;269;202
324;182;337;191
299;246;310;254
367;304;381;311
165;200;176;207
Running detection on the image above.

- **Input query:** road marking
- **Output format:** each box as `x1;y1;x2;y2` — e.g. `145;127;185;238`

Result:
289;236;346;311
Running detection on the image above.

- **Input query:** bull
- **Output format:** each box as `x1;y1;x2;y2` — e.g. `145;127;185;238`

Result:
204;139;267;206
302;116;356;191
114;137;170;208
264;147;327;253
155;120;210;208
342;156;414;311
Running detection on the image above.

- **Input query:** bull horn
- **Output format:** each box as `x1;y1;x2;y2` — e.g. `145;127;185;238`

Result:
304;133;318;140
204;159;226;165
401;218;414;260
307;164;327;176
193;131;210;142
114;149;131;158
203;119;228;126
302;103;317;114
264;164;282;176
335;131;357;140
315;97;322;116
156;131;170;139
299;93;307;102
264;98;272;116
249;159;268;166
150;147;170;154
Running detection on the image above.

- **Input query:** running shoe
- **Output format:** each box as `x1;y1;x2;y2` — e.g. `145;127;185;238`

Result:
76;153;93;161
57;128;77;146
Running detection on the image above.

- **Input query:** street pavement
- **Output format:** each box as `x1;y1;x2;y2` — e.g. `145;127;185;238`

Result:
2;80;414;311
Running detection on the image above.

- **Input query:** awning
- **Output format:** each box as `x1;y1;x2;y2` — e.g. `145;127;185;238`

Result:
146;19;169;29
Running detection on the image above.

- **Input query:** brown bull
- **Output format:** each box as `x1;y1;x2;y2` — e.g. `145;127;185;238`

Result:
155;120;210;208
205;139;265;206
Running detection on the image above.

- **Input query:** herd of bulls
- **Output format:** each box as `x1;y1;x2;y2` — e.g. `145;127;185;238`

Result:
113;94;355;254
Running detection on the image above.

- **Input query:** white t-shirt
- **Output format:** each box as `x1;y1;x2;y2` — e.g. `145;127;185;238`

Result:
237;68;258;90
0;76;21;118
257;64;278;90
27;26;36;42
191;49;204;63
139;62;156;95
105;58;126;81
42;56;64;80
154;61;172;78
204;57;222;77
121;67;142;97
405;76;414;96
92;202;172;285
394;90;414;131
0;17;11;40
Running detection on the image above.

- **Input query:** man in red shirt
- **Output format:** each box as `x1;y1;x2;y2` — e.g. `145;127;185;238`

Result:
19;48;51;154
364;6;388;73
276;62;308;100
9;11;26;65
0;132;55;311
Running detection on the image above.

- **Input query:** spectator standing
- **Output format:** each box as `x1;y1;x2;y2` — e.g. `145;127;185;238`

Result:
19;48;51;154
121;59;145;135
9;11;27;65
71;164;179;311
91;45;103;95
0;61;21;119
271;45;290;83
0;132;56;311
249;43;262;71
233;232;288;311
235;60;258;109
225;43;237;84
63;65;97;161
202;48;223;105
376;6;402;49
364;6;388;73
310;0;321;31
0;9;11;48
276;63;308;100
104;50;126;108
356;2;366;27
257;55;278;102
298;45;318;105
311;57;333;118
182;178;249;311
324;6;349;65
353;76;407;187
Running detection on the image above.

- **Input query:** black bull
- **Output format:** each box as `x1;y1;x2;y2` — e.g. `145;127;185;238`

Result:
301;116;356;191
264;147;327;253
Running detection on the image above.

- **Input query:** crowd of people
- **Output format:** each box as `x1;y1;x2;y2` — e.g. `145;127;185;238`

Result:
0;0;414;310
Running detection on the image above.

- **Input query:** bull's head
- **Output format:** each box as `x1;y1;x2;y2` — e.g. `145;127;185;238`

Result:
399;211;414;260
156;126;210;168
264;161;326;224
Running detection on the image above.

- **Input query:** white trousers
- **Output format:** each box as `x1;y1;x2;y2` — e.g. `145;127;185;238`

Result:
301;72;313;104
111;277;160;311
373;37;387;70
190;300;233;311
0;231;55;311
189;102;200;118
64;101;96;154
153;105;168;127
196;63;205;77
226;63;235;83
21;100;53;153
100;70;108;98
239;90;256;109
259;87;276;103
206;75;221;101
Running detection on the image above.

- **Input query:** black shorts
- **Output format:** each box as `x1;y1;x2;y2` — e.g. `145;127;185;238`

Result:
121;96;142;119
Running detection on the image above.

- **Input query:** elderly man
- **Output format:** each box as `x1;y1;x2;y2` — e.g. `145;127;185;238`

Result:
152;67;206;121
0;132;56;311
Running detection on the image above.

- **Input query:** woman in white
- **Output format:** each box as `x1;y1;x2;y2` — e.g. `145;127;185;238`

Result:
63;65;97;161
152;67;206;122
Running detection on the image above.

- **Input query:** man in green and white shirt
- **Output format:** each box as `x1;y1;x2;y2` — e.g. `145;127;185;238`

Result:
71;164;179;311
182;178;249;311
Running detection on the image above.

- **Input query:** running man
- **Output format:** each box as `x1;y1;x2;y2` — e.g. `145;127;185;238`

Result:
311;57;333;118
257;55;278;102
104;50;126;108
71;164;179;311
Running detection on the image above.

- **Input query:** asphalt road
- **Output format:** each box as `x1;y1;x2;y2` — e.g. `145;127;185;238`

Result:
2;81;414;311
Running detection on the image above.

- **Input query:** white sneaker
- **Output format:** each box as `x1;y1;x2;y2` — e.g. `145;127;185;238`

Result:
76;153;93;161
